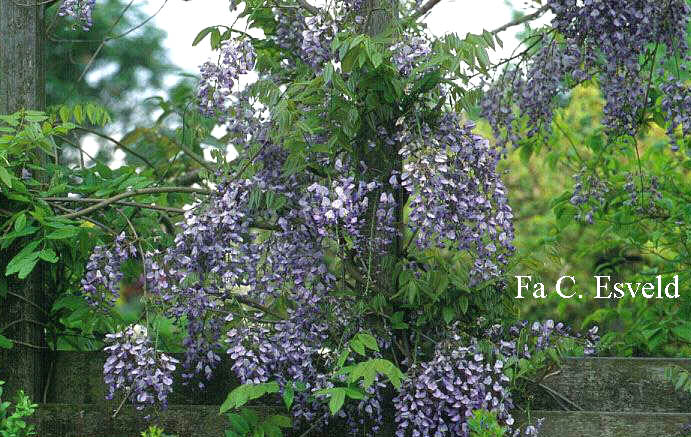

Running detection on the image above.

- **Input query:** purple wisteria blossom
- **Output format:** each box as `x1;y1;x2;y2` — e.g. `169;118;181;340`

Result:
393;320;597;437
393;334;515;437
197;40;256;121
103;324;179;411
660;78;691;152
486;320;600;357
82;232;137;309
390;35;432;77
58;0;96;31
397;113;514;284
301;15;337;71
482;0;691;147
569;168;610;224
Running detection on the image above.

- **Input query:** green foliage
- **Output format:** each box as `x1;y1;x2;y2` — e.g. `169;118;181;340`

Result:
338;358;404;390
46;0;171;126
468;409;506;437
504;81;691;357
224;409;291;437
0;381;37;437
664;365;691;393
219;383;291;437
140;424;177;437
220;382;281;414
0;109;191;351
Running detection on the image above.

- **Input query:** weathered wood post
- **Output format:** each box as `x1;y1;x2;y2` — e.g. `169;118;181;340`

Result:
0;0;48;403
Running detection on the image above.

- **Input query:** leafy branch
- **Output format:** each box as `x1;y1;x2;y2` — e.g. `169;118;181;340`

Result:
55;187;211;219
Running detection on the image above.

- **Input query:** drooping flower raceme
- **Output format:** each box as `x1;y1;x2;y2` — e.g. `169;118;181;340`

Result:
58;0;96;31
482;0;691;147
82;232;137;309
301;15;337;71
390;35;432;77
197;40;256;121
660;78;691;152
393;320;597;437
397;113;515;284
103;324;179;411
393;342;516;437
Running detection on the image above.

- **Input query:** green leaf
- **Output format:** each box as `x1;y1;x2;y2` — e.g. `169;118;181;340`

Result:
332;72;354;99
266;415;291;428
458;295;469;314
341;48;359;73
344;387;365;400
38;249;58;263
328;388;345;415
239;407;259;427
5;240;40;277
73;105;84;124
261;424;281;437
672;325;691;343
192;27;215;46
227;413;250;435
45;228;79;240
370;50;383;69
282;387;294;409
0;166;13;187
481;29;495;50
323;63;334;84
220;382;280;414
0;335;13;349
59;106;71;123
336;348;350;368
442;306;455;324
14;213;26;232
356;333;379;352
211;28;222;49
17;258;38;279
350;338;365;356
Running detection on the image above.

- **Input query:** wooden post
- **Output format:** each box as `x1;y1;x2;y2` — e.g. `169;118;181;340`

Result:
0;0;48;403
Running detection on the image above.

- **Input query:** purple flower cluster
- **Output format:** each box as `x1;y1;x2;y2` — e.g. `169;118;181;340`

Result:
660;78;691;152
103;324;179;411
302;160;397;255
393;336;515;437
339;0;366;14
301;16;336;71
390;35;432;77
273;8;308;56
569;169;610;224
622;172;662;214
226;304;387;433
82;232;137;309
396;113;514;283
58;0;96;31
226;306;333;429
482;0;691;147
549;0;690;136
392;319;597;437
197;40;256;121
486;320;600;357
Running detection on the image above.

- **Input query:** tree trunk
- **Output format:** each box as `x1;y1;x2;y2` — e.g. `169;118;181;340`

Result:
0;1;48;403
365;0;397;36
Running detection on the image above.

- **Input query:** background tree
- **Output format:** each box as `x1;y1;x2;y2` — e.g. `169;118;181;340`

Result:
0;0;48;403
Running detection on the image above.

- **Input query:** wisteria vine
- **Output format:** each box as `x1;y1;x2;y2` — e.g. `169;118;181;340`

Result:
481;0;691;150
67;1;626;435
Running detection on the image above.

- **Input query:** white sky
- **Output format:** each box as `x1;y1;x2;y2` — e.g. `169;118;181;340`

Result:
86;0;550;164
